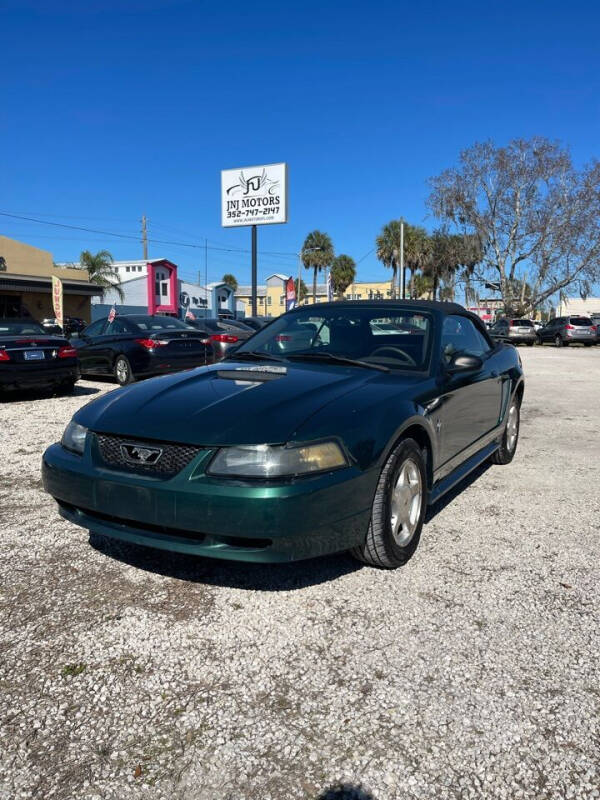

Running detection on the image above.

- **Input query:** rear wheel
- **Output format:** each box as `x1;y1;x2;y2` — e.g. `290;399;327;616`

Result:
584;342;593;347
114;355;134;386
491;398;520;465
527;341;535;346
351;438;426;569
555;335;565;347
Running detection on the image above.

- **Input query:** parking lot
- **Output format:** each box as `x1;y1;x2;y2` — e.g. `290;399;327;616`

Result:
0;346;599;800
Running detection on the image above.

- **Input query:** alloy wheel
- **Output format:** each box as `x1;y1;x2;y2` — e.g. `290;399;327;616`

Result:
115;358;130;384
390;458;423;547
506;404;519;452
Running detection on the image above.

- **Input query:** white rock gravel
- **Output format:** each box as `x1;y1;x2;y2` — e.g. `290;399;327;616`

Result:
0;348;599;800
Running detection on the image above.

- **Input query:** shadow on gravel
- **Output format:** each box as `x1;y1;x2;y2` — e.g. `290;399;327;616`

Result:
0;384;100;402
425;460;492;523
89;533;363;591
316;785;375;799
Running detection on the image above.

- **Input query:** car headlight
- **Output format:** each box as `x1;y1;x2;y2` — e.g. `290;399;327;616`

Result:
61;421;88;455
206;441;348;478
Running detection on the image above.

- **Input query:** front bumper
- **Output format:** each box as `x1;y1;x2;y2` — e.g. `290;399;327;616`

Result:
0;363;79;390
41;439;376;563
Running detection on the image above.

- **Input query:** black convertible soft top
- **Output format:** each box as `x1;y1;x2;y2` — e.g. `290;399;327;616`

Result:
291;299;489;334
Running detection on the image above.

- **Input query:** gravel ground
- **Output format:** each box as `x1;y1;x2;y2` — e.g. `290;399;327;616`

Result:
0;347;599;800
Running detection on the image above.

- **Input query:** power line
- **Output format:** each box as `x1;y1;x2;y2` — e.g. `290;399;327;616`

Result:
0;210;299;258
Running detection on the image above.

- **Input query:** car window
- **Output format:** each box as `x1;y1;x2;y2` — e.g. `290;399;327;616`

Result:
235;307;433;370
0;320;47;335
130;316;192;331
511;319;533;327
104;319;130;335
83;319;106;337
569;317;593;326
441;315;491;361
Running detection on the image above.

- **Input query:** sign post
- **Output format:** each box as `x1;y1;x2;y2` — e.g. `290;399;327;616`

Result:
221;163;288;318
51;275;63;329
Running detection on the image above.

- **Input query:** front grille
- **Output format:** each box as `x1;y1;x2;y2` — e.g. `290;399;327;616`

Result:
95;433;202;477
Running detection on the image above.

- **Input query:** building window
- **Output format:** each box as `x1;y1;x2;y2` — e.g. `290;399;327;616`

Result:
267;296;272;305
161;281;168;297
280;295;284;305
126;266;130;272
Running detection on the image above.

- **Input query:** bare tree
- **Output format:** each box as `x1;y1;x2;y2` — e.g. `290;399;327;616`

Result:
428;137;600;315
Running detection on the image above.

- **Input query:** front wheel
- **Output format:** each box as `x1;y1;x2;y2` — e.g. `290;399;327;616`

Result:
114;355;134;386
351;438;427;569
491;399;520;465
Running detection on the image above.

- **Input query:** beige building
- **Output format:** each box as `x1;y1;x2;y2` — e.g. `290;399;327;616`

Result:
0;236;102;321
236;276;406;319
557;296;600;317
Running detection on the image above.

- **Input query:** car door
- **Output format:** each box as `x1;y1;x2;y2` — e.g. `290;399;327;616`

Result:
97;318;136;372
541;318;558;342
437;315;503;470
74;319;107;373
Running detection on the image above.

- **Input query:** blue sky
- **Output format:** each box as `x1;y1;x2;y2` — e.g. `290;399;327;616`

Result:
2;0;600;289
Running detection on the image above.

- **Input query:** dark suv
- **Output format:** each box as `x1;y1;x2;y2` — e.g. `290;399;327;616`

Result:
537;316;597;347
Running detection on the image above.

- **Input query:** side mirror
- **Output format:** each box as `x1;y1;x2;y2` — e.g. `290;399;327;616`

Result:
446;353;483;374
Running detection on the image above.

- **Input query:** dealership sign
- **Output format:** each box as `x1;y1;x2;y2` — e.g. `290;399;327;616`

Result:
221;162;288;227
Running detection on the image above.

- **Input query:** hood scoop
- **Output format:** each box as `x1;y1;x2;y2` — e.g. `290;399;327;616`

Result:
217;365;288;382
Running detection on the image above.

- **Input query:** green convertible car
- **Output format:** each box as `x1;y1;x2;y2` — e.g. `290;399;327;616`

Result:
42;301;524;569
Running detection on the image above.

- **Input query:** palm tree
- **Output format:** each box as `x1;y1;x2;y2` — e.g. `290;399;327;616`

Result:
301;231;334;304
403;225;431;299
294;278;308;303
79;249;124;302
330;255;356;300
222;273;238;292
375;220;404;299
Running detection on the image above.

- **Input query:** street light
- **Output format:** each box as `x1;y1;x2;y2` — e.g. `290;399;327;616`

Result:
296;247;322;306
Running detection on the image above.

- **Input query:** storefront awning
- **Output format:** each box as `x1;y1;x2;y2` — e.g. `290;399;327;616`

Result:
0;273;103;296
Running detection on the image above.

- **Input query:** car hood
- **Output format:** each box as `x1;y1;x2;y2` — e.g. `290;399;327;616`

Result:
75;361;394;446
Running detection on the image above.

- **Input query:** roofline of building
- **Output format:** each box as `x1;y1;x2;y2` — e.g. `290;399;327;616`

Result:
0;272;103;295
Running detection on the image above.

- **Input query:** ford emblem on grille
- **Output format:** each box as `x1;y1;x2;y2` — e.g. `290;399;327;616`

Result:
120;444;163;465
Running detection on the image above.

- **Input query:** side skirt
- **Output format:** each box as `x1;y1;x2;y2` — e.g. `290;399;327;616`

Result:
428;441;499;506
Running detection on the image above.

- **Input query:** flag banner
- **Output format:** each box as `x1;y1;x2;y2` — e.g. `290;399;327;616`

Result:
107;306;116;323
51;276;64;328
185;310;196;320
285;277;296;311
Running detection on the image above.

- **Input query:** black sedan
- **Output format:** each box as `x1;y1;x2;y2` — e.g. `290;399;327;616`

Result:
0;318;79;394
72;314;214;385
185;317;253;360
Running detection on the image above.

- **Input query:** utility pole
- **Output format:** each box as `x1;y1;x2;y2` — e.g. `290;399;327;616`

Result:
141;215;148;261
399;219;405;299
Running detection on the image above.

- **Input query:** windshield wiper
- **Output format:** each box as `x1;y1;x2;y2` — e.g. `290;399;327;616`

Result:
286;352;389;372
225;350;287;363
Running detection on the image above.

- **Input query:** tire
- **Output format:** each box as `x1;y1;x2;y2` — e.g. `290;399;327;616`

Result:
114;355;134;386
527;341;534;346
491;397;520;465
584;342;593;347
555;335;564;348
351;438;427;569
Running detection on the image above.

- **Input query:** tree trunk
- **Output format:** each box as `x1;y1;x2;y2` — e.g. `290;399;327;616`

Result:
391;262;397;300
432;274;438;301
313;268;317;305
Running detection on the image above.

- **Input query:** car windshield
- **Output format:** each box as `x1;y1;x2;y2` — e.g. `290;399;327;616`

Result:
128;316;194;331
570;317;593;326
234;306;433;370
0;320;47;335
